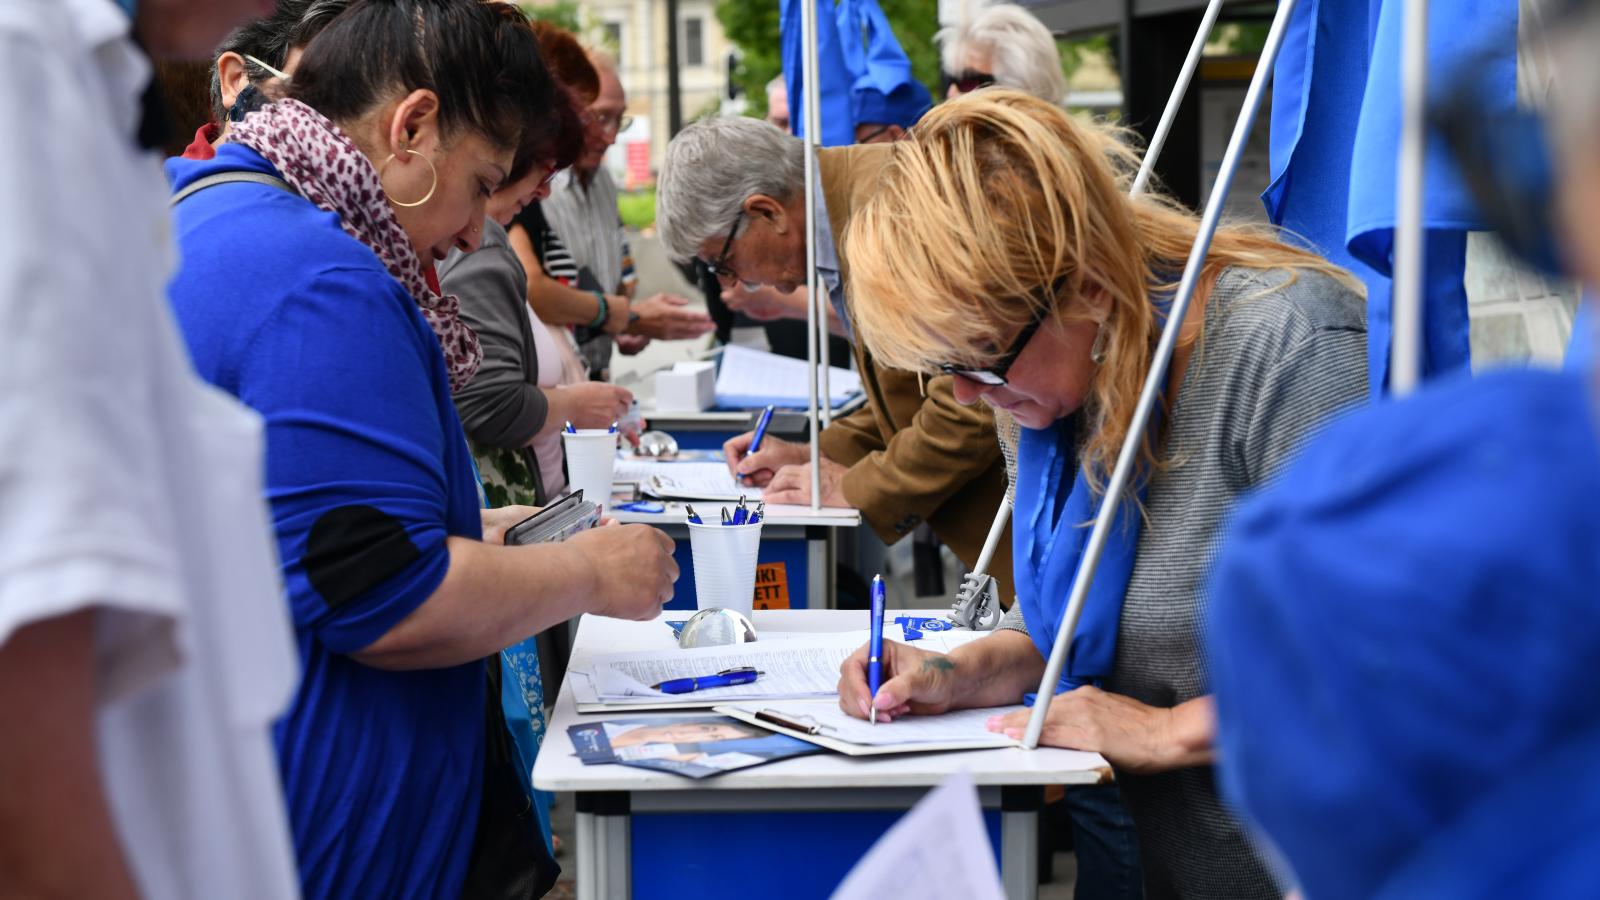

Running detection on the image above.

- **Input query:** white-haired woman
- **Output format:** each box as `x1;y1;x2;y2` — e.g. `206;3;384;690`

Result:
935;3;1068;103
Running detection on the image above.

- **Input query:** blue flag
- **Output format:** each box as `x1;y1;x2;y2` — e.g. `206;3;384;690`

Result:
780;0;858;145
1263;0;1517;395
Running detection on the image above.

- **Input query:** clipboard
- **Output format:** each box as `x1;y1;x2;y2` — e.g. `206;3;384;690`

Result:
714;702;1021;757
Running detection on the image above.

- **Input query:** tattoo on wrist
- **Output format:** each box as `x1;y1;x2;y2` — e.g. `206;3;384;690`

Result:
920;657;955;675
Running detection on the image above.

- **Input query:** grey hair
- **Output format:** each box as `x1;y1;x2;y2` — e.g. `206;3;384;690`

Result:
766;75;786;99
656;116;806;263
935;4;1067;106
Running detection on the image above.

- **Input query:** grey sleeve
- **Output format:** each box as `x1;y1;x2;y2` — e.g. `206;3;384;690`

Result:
442;244;549;449
997;605;1029;635
1238;325;1368;485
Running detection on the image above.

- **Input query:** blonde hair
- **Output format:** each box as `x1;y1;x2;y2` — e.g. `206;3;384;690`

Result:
843;89;1358;491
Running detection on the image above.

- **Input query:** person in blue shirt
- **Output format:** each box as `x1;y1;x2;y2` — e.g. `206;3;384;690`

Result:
165;2;678;897
1203;4;1600;896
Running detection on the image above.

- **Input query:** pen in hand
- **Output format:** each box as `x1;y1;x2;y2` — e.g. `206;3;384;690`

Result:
868;574;885;725
740;404;776;484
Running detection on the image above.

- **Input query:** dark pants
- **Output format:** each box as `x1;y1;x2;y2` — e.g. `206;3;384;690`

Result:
1063;784;1143;900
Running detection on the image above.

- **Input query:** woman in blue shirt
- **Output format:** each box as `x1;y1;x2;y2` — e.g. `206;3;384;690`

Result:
165;2;678;897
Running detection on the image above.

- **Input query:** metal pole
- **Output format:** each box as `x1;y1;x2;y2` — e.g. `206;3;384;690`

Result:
665;0;683;136
802;0;823;510
1390;0;1429;396
1022;0;1301;750
1130;0;1225;197
962;3;1225;586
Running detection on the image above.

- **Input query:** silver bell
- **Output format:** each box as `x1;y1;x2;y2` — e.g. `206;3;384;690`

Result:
678;607;759;648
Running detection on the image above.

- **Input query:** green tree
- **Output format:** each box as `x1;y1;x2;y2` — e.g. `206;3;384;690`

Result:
716;0;941;121
520;1;581;32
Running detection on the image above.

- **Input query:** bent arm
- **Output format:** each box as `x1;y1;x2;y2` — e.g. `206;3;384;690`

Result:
942;628;1047;709
826;369;1002;544
352;537;593;670
509;223;606;327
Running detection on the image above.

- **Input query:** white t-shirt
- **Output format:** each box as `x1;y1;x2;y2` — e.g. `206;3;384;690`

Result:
0;2;301;897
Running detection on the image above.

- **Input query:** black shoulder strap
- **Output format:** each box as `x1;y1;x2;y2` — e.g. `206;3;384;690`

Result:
170;171;297;207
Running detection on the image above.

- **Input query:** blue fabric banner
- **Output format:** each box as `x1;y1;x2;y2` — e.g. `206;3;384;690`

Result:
1263;0;1518;395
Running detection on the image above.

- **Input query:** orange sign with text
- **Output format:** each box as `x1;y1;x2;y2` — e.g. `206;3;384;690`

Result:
752;562;790;609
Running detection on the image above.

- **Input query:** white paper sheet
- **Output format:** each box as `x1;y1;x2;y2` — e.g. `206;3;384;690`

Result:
737;701;1021;748
613;459;759;502
715;344;862;409
831;772;1006;900
572;633;862;706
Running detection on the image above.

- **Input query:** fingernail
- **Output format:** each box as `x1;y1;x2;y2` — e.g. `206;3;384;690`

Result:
985;716;1002;731
1004;729;1021;739
858;698;869;717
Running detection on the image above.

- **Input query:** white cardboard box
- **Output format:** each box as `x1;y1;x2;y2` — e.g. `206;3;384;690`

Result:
654;360;716;412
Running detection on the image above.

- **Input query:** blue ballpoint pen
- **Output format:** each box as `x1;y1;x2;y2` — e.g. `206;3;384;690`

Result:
732;496;749;525
741;405;776;483
720;507;732;526
564;421;576;434
685;504;703;525
868;574;885;724
652;666;763;695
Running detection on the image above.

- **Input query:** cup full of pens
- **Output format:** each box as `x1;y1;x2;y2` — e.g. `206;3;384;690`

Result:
562;421;619;516
684;497;764;617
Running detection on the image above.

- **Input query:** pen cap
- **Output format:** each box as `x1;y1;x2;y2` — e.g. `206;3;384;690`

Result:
560;429;619;516
685;520;763;617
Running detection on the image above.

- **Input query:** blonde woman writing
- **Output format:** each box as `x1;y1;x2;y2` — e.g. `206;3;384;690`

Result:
834;90;1367;898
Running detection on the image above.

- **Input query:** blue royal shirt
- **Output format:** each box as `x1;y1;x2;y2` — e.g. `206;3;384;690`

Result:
165;145;486;900
1205;365;1600;898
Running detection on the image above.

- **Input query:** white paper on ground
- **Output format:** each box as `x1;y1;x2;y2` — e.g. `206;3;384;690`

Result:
733;700;1021;748
830;771;1006;900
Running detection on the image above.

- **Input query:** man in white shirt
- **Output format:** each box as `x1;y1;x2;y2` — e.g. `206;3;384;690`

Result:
0;1;302;897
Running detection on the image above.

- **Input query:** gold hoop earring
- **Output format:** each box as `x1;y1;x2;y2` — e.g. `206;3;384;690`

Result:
1090;323;1109;365
379;148;438;208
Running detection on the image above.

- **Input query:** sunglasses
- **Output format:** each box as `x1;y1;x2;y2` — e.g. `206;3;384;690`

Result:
938;276;1067;386
946;69;997;94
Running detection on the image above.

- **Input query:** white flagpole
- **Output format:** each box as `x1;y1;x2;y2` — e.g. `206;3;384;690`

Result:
802;0;823;510
1390;0;1429;396
1023;0;1302;750
1131;0;1226;198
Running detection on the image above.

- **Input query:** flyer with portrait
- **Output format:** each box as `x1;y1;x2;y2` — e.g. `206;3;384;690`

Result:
568;715;823;779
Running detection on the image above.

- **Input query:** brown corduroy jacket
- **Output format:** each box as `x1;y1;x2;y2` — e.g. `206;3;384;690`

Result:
816;143;1015;603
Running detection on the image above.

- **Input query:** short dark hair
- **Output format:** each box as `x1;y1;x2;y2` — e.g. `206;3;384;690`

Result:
206;0;351;126
288;0;553;163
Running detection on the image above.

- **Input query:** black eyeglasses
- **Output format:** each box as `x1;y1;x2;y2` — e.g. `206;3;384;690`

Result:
706;209;744;282
946;69;997;94
938;276;1067;386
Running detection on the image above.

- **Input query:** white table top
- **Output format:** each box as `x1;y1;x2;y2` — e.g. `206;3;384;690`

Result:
533;609;1109;793
609;500;860;528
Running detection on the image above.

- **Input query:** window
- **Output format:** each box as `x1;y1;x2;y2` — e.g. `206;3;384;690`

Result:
603;21;622;68
684;17;704;68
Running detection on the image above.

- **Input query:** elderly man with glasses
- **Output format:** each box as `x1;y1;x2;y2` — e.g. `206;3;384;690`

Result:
656;115;1015;605
542;48;712;378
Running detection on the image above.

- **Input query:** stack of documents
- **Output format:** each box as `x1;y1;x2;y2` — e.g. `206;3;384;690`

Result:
569;633;862;713
714;344;862;409
717;701;1022;756
614;458;757;502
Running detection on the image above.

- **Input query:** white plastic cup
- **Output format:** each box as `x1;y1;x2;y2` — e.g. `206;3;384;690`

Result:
686;520;763;616
561;429;619;515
